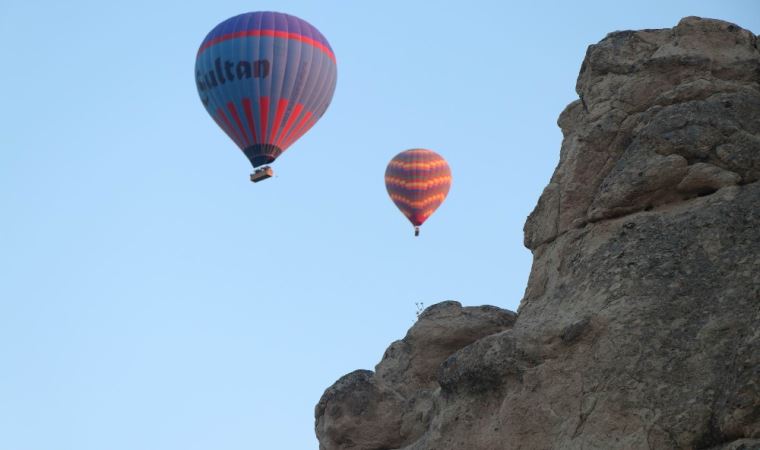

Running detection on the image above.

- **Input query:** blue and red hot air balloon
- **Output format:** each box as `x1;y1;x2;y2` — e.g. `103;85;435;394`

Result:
385;149;452;236
196;12;337;182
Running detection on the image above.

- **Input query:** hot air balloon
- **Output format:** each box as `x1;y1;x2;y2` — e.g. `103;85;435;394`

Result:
195;12;337;182
385;149;452;236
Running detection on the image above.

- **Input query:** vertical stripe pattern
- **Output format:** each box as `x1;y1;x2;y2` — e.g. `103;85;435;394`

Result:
385;149;452;228
195;12;337;168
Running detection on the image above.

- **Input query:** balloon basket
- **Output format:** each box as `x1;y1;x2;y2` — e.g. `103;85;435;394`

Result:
414;226;420;237
250;166;274;183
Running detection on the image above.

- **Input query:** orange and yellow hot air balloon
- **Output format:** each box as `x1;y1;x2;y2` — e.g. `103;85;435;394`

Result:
385;149;452;236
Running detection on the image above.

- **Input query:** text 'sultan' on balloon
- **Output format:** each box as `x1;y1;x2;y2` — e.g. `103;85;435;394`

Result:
195;12;337;180
385;149;452;236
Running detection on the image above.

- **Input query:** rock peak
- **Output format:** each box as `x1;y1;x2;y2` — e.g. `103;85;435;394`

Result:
525;16;759;251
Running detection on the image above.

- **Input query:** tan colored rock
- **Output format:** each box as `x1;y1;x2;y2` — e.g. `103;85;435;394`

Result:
375;301;517;393
315;370;409;450
512;184;760;449
315;302;517;450
677;162;742;194
588;153;689;221
710;439;760;450
317;17;760;450
524;16;760;249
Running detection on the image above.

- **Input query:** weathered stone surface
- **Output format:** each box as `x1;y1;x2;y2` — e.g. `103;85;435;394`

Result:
525;16;760;249
315;302;517;450
710;439;760;450
514;183;760;449
677;162;742;194
315;370;408;450
375;301;517;394
437;330;534;396
317;17;760;450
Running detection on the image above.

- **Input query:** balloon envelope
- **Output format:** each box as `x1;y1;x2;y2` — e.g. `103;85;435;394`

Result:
195;12;337;168
385;149;452;228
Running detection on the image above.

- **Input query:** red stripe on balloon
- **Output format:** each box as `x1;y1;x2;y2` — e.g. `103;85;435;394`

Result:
275;103;304;148
259;96;270;144
280;110;311;149
242;98;258;145
291;115;319;148
281;111;314;150
226;102;250;147
270;98;289;146
197;30;336;63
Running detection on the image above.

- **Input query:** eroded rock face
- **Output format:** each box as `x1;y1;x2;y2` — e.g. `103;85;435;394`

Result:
375;301;518;395
316;17;760;450
315;301;517;450
524;16;759;249
513;184;760;449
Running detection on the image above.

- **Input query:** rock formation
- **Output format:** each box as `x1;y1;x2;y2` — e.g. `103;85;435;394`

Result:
316;17;760;450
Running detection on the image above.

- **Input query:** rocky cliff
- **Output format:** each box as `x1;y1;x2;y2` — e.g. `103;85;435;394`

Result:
316;17;760;450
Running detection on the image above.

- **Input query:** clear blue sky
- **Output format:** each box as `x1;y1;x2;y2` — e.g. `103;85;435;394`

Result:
1;1;757;448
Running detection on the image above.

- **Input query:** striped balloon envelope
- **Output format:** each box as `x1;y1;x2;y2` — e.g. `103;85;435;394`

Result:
195;12;337;176
385;149;452;236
